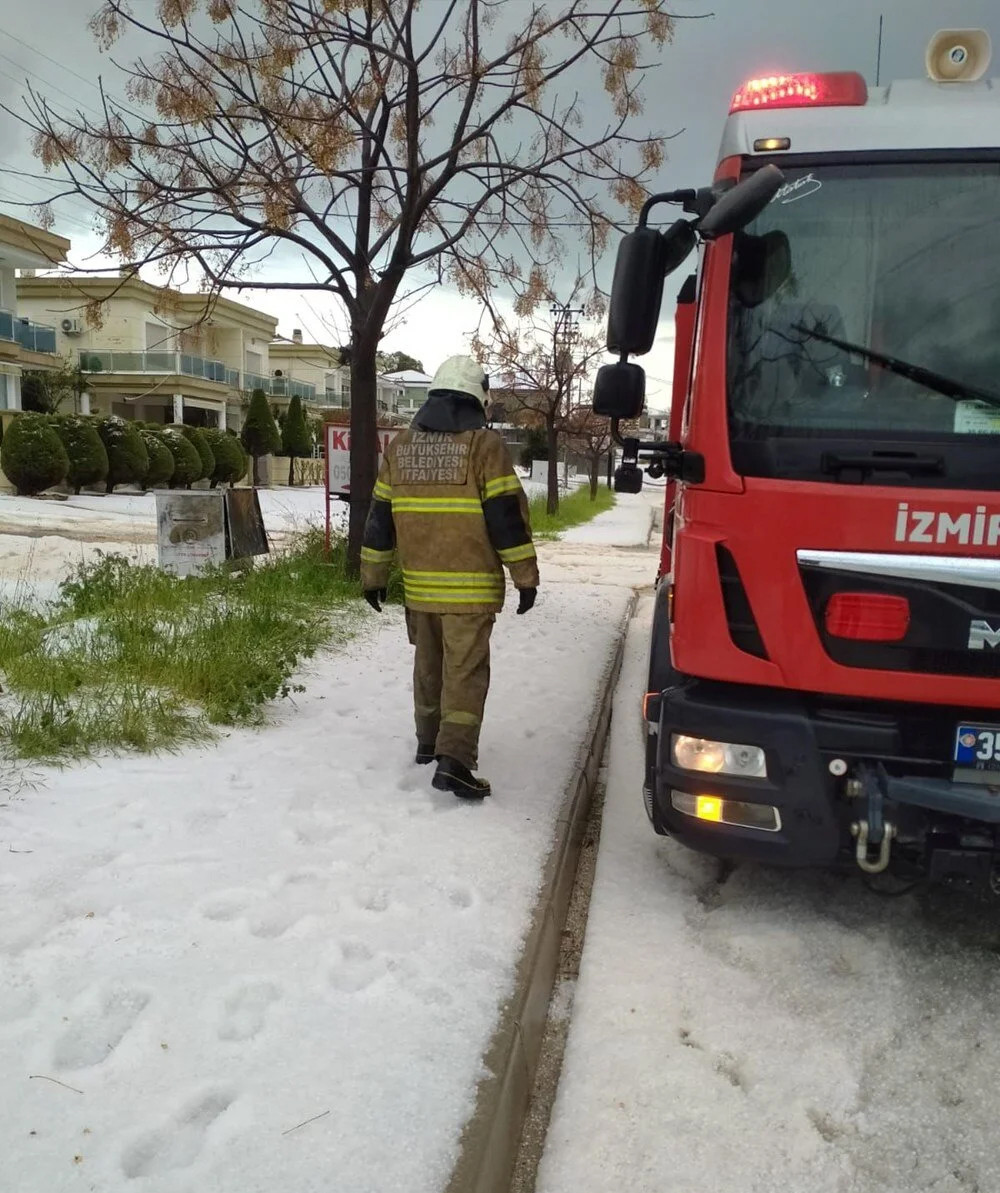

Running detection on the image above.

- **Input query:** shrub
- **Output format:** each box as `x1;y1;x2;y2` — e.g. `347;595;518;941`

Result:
97;416;149;492
20;373;53;414
139;430;176;489
177;424;215;483
160;427;203;488
1;413;69;496
50;414;109;494
241;388;281;485
281;395;313;486
201;427;246;487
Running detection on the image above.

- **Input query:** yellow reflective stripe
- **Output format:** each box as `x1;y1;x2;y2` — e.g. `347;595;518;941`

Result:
391;496;482;511
361;546;395;563
442;710;481;726
405;590;502;604
483;474;521;499
393;501;484;515
402;570;500;585
373;481;392;500
498;543;536;564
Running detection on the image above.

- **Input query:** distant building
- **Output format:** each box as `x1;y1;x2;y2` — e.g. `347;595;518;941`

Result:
18;272;280;430
0;215;70;409
381;368;431;419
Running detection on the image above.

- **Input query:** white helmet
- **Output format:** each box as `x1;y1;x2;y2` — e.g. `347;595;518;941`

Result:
428;355;490;407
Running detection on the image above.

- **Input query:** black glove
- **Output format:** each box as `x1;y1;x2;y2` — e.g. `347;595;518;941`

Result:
516;587;537;615
364;588;387;613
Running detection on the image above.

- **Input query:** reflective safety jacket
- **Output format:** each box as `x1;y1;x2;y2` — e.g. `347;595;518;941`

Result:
360;427;539;614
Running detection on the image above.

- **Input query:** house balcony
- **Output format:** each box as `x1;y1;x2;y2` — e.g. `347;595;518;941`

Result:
0;308;57;361
244;372;316;401
80;349;229;383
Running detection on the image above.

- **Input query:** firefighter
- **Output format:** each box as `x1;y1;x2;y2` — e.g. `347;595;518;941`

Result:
360;355;538;799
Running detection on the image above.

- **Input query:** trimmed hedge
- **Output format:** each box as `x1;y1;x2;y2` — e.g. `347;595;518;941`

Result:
97;416;149;492
50;414;108;495
177;424;215;482
139;429;176;489
160;427;203;488
201;427;247;487
1;413;69;496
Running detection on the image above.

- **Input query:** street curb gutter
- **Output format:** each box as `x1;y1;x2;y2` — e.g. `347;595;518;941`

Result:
445;593;637;1193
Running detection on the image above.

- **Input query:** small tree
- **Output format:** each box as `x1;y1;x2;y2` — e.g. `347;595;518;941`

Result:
97;416;148;492
241;389;281;487
178;425;215;485
202;428;246;488
139;429;176;490
1;413;69;496
519;427;549;473
50;414;109;494
281;396;313;487
161;427;202;489
20;374;53;414
475;288;605;515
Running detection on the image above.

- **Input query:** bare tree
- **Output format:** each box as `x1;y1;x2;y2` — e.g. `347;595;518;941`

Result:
10;0;684;569
564;404;616;499
474;288;604;513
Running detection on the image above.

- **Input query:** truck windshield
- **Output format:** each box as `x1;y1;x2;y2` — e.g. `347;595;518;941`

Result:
727;160;1000;488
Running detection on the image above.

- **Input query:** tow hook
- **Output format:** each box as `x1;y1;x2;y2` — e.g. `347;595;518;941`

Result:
849;764;896;874
851;819;896;873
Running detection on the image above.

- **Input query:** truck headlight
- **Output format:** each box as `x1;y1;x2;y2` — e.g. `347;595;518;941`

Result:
671;734;767;779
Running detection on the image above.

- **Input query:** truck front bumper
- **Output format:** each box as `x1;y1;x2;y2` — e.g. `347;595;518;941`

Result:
646;678;1000;873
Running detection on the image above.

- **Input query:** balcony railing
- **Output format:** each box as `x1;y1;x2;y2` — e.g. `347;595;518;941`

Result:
244;371;316;400
324;387;350;408
0;309;57;354
77;350;317;400
80;349;229;383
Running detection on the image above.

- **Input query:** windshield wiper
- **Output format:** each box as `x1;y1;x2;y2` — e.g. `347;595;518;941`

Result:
792;325;1000;411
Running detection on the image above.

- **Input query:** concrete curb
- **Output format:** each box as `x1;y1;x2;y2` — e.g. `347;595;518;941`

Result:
445;593;637;1193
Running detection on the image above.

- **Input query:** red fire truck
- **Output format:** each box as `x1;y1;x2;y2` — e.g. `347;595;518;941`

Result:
595;30;1000;890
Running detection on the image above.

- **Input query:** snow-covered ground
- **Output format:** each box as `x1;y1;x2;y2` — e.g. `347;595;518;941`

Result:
0;491;642;1193
561;492;653;547
537;598;1000;1193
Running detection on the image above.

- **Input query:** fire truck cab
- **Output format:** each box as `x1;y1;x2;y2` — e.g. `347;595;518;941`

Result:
596;30;1000;890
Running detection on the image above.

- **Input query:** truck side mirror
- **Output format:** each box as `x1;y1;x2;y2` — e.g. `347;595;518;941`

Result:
699;164;784;241
593;361;645;421
606;222;697;356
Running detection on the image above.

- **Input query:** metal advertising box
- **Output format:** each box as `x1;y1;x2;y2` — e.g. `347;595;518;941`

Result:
155;491;226;577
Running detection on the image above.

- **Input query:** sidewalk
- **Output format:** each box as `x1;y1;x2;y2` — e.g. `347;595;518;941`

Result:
0;577;631;1192
535;598;1000;1193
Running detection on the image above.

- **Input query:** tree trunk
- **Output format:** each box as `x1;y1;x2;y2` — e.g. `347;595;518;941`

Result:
546;418;559;516
589;458;599;499
288;454;295;487
346;331;380;577
252;454;260;486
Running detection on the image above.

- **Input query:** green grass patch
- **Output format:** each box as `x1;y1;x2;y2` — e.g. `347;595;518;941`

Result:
528;484;615;539
0;528;369;765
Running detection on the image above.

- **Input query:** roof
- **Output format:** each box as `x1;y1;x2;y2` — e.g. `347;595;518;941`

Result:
381;369;432;385
0;215;70;270
720;78;1000;161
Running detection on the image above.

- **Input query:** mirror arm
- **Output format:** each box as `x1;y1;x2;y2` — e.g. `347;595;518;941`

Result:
610;419;706;484
637;189;698;228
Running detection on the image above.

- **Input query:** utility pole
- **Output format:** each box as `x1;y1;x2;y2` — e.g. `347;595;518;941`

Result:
550;301;583;489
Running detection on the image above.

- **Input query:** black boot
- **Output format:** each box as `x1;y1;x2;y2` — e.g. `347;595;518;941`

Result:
432;756;491;799
415;743;436;765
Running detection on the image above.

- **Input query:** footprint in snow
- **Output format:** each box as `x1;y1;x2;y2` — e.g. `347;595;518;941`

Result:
53;985;150;1071
121;1089;235;1180
329;940;389;994
217;980;282;1042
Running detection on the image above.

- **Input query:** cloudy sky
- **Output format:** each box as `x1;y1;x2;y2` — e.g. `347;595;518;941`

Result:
1;0;999;409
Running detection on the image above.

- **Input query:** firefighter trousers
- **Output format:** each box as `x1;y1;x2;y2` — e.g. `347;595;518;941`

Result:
406;610;495;771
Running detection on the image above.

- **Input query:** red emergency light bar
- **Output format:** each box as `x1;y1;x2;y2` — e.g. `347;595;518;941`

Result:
730;71;868;114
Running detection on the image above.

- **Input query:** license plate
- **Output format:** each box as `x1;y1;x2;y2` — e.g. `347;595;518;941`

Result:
954;724;1000;772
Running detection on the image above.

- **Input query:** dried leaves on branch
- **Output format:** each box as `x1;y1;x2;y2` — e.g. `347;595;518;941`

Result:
13;0;682;566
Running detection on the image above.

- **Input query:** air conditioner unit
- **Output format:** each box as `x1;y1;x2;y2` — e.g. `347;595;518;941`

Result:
60;318;84;335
